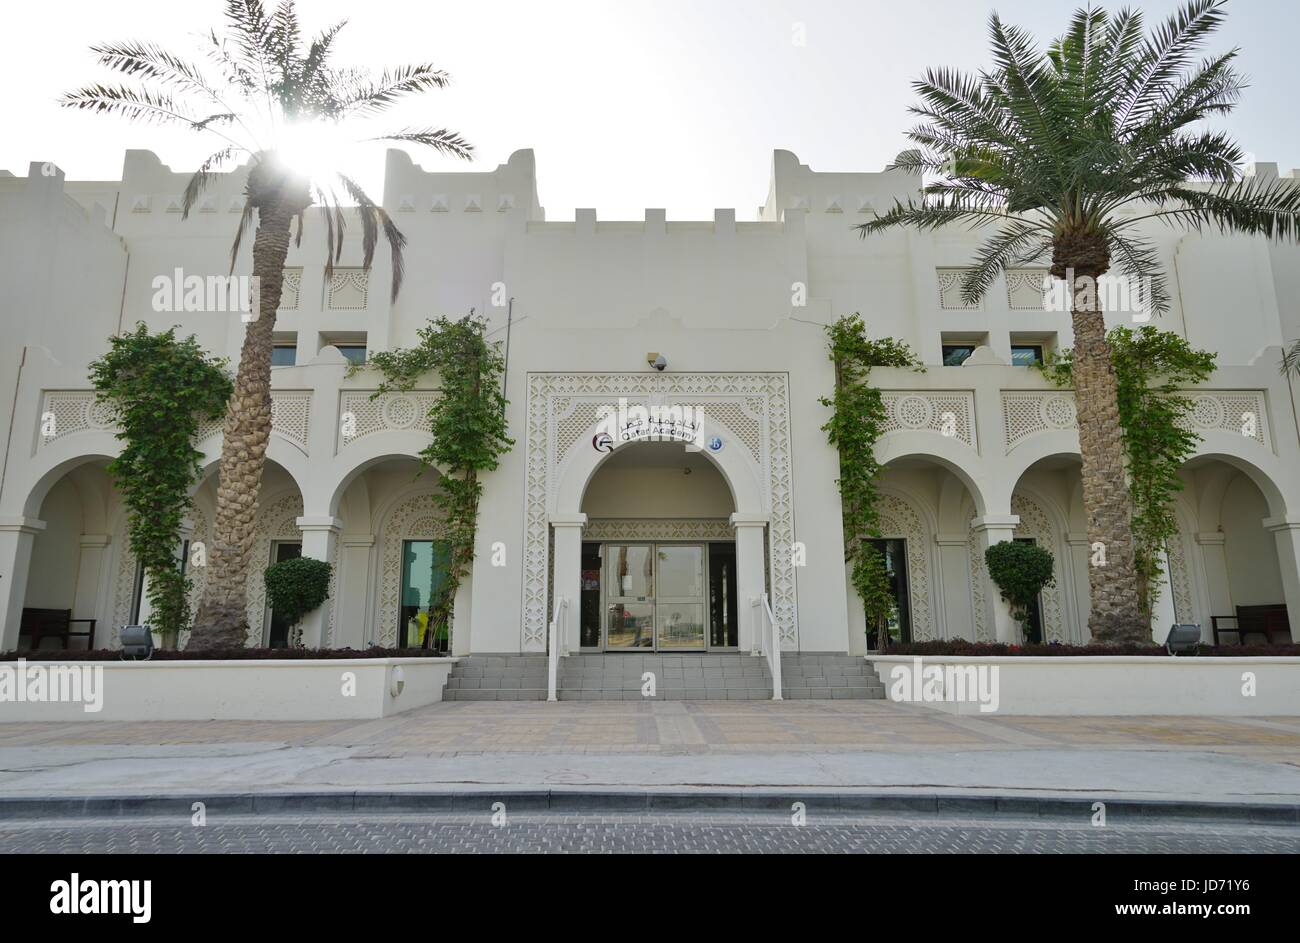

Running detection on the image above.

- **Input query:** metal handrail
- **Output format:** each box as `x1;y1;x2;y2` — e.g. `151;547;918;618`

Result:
547;596;567;702
755;593;783;701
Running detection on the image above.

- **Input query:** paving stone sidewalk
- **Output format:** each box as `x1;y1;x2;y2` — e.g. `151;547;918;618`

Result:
2;700;1299;804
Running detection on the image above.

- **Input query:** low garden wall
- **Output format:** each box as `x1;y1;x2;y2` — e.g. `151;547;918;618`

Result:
0;657;456;722
868;654;1300;716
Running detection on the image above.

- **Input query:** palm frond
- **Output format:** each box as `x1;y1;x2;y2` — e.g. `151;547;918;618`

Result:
368;128;474;160
182;146;238;218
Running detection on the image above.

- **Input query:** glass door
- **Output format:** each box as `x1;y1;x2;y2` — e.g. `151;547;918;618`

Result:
605;543;655;648
655;544;707;649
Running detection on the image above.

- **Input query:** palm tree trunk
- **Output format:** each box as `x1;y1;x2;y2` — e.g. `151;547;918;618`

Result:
1069;280;1147;644
188;196;299;650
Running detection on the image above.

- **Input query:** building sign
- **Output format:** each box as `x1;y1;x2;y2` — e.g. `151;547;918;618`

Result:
593;397;707;449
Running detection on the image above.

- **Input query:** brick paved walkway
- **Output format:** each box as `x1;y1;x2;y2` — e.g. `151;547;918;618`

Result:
1;812;1296;853
2;701;1299;802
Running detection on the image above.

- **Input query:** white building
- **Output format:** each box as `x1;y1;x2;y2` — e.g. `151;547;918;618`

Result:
2;148;1299;680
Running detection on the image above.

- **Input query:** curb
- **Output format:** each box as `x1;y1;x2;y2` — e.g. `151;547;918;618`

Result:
0;790;1296;826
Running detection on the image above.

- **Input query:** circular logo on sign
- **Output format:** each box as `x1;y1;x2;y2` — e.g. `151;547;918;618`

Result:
592;432;614;452
707;435;724;452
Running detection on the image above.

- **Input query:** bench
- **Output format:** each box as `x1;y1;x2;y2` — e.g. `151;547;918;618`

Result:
18;608;97;651
1210;605;1290;646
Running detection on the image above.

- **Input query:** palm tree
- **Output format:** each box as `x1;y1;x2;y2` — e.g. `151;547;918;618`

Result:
859;0;1300;643
63;0;473;649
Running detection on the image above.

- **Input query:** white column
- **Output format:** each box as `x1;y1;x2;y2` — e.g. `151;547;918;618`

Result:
550;513;586;655
295;515;341;648
1066;532;1092;642
0;517;45;650
971;514;1021;643
336;534;374;649
1196;531;1233;635
934;534;973;640
731;513;769;654
73;534;111;649
1264;517;1300;642
1149;548;1177;644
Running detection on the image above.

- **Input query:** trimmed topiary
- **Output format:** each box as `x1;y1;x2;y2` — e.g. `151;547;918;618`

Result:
263;557;332;638
984;541;1055;643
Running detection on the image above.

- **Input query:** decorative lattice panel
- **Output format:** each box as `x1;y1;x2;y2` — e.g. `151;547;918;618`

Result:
1167;529;1195;625
966;508;990;642
877;492;932;641
35;392;117;449
279;268;302;310
524;373;795;651
583;518;735;541
337;391;436;450
1001;391;1078;451
1005;269;1050;310
937;268;979;310
881;391;977;449
327;269;369;309
1177;391;1269;449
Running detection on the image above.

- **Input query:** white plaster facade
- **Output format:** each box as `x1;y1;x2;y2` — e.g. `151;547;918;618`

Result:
3;148;1300;654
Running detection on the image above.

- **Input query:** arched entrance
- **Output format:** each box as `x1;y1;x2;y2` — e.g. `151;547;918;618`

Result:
576;441;738;652
529;372;792;655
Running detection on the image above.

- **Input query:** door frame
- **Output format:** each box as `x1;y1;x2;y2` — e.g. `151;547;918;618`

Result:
590;540;736;652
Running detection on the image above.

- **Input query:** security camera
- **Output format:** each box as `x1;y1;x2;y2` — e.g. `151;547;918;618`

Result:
652;354;667;372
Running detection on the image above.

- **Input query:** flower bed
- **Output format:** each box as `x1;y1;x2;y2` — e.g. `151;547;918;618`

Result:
881;640;1300;657
0;646;444;662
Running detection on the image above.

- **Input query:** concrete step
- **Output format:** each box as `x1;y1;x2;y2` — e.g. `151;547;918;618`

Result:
442;652;886;701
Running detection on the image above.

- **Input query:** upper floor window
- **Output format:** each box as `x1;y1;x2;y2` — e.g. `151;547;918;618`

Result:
941;344;975;366
335;344;368;366
1011;344;1044;367
271;344;297;367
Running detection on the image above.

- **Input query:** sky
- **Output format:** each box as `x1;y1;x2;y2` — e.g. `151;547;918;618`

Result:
3;0;1297;220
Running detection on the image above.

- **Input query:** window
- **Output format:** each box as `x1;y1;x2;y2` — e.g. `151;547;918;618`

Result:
941;344;975;366
1011;344;1044;367
335;345;368;366
271;344;297;367
400;539;452;650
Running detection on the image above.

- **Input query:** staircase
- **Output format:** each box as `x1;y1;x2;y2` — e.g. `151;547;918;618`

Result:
442;653;885;701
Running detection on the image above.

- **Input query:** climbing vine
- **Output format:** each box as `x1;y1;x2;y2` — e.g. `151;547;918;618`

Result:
820;314;923;645
1039;325;1215;614
364;315;513;648
89;324;231;641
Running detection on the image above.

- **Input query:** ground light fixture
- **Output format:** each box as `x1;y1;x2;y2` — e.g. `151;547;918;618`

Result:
1165;623;1202;656
118;625;153;660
